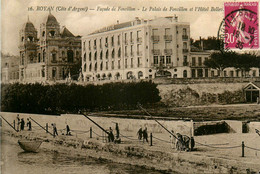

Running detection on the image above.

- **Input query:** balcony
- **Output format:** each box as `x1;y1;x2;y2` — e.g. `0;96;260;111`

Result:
137;51;142;56
152;49;160;55
137;37;142;43
93;45;97;49
182;35;188;40
164;49;172;55
182;49;189;53
151;36;159;42
183;62;189;66
164;35;172;41
105;43;108;47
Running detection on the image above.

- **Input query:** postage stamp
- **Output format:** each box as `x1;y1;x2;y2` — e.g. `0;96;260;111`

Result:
223;2;259;50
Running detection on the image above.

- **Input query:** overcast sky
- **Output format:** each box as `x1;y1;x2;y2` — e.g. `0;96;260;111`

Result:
2;0;228;55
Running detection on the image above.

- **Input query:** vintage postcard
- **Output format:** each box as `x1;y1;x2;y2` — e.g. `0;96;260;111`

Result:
1;0;260;173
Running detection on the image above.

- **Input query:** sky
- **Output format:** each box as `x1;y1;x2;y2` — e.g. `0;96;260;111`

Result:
1;0;232;55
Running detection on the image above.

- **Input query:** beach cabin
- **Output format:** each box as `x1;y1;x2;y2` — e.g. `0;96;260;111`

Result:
244;82;260;103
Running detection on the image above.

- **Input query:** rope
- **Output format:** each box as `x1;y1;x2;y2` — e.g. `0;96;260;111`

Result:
196;141;241;149
119;133;140;141
245;146;260;151
153;136;171;143
92;130;102;137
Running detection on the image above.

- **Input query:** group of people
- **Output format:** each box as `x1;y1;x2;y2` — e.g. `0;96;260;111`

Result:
137;126;149;143
16;114;31;131
51;123;71;137
108;123;120;143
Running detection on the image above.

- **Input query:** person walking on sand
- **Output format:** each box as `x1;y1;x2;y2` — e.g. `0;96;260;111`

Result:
51;123;58;137
137;127;143;141
16;114;20;131
66;125;71;135
143;127;148;143
20;118;25;131
27;118;32;131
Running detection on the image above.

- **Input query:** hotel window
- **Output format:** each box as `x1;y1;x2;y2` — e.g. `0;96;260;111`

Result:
100;38;102;48
131;58;133;67
106;62;108;70
166;56;171;64
125;46;128;56
89;40;91;50
100;62;103;71
183;42;187;49
198;57;202;66
118;60;121;69
137;30;141;39
154;56;158;64
118;35;120;45
105;37;108;47
160;56;165;64
192;57;196;66
118;48;121;58
183;28;187;35
106;50;109;59
89;63;92;71
111;36;114;46
137;57;141;67
84;53;86;62
94;39;96;46
84;63;87;72
94;52;97;60
205;69;209;77
125;33;127;43
130;32;133;42
131;45;133;56
100;51;103;60
52;67;56;78
83;42;86;51
125;59;128;68
112;49;115;58
89;52;92;61
112;61;114;69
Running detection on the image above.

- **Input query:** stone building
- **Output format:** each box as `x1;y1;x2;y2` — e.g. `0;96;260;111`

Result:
1;54;20;83
19;13;81;83
81;16;259;82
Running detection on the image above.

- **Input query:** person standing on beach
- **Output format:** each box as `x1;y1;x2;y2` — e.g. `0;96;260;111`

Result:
20;118;25;131
115;123;120;139
137;127;143;141
66;125;71;135
52;123;58;137
27;118;32;131
108;127;114;142
143;127;148;143
16;114;20;131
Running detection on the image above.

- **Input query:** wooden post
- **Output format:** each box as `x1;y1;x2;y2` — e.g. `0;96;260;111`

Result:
190;120;194;151
13;120;16;131
90;127;92;138
46;123;48;133
242;141;245;157
150;133;153;146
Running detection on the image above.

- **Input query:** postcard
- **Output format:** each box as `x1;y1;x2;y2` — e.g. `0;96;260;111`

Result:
1;0;260;174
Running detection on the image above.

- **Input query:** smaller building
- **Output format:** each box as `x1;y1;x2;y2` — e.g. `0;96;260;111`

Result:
244;82;260;103
1;54;20;83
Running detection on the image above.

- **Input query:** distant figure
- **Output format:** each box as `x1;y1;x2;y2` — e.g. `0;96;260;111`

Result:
66;125;71;135
143;127;148;143
20;118;25;131
108;127;114;142
115;123;120;139
51;123;58;137
17;114;20;131
170;130;175;149
137;127;143;140
26;118;32;131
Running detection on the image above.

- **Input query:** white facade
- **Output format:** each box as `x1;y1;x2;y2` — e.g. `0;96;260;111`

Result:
82;16;191;81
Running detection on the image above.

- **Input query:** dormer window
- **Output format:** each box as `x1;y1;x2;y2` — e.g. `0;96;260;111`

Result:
42;31;45;37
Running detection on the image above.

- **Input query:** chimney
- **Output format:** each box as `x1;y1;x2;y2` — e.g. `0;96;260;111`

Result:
200;36;204;51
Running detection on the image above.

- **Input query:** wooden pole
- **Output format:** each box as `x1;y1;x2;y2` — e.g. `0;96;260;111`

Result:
242;141;245;157
150;133;153;146
90;127;92;138
46;123;48;133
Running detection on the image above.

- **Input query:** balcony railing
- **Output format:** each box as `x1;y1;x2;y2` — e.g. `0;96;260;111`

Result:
164;35;172;41
164;49;172;55
105;43;108;47
151;36;159;42
152;49;160;55
183;62;189;66
182;49;189;53
93;45;97;49
182;35;188;40
137;51;142;56
137;37;142;43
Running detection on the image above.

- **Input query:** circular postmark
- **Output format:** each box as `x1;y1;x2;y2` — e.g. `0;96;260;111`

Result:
217;6;258;52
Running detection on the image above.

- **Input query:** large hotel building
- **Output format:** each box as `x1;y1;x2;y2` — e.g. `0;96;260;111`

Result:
82;16;259;82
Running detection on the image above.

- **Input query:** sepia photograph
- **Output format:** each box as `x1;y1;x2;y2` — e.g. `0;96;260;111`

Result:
0;0;260;173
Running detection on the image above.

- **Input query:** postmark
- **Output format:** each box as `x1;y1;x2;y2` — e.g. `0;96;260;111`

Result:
218;2;258;51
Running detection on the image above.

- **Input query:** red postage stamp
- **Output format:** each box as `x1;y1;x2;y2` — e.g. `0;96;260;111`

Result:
224;2;258;50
